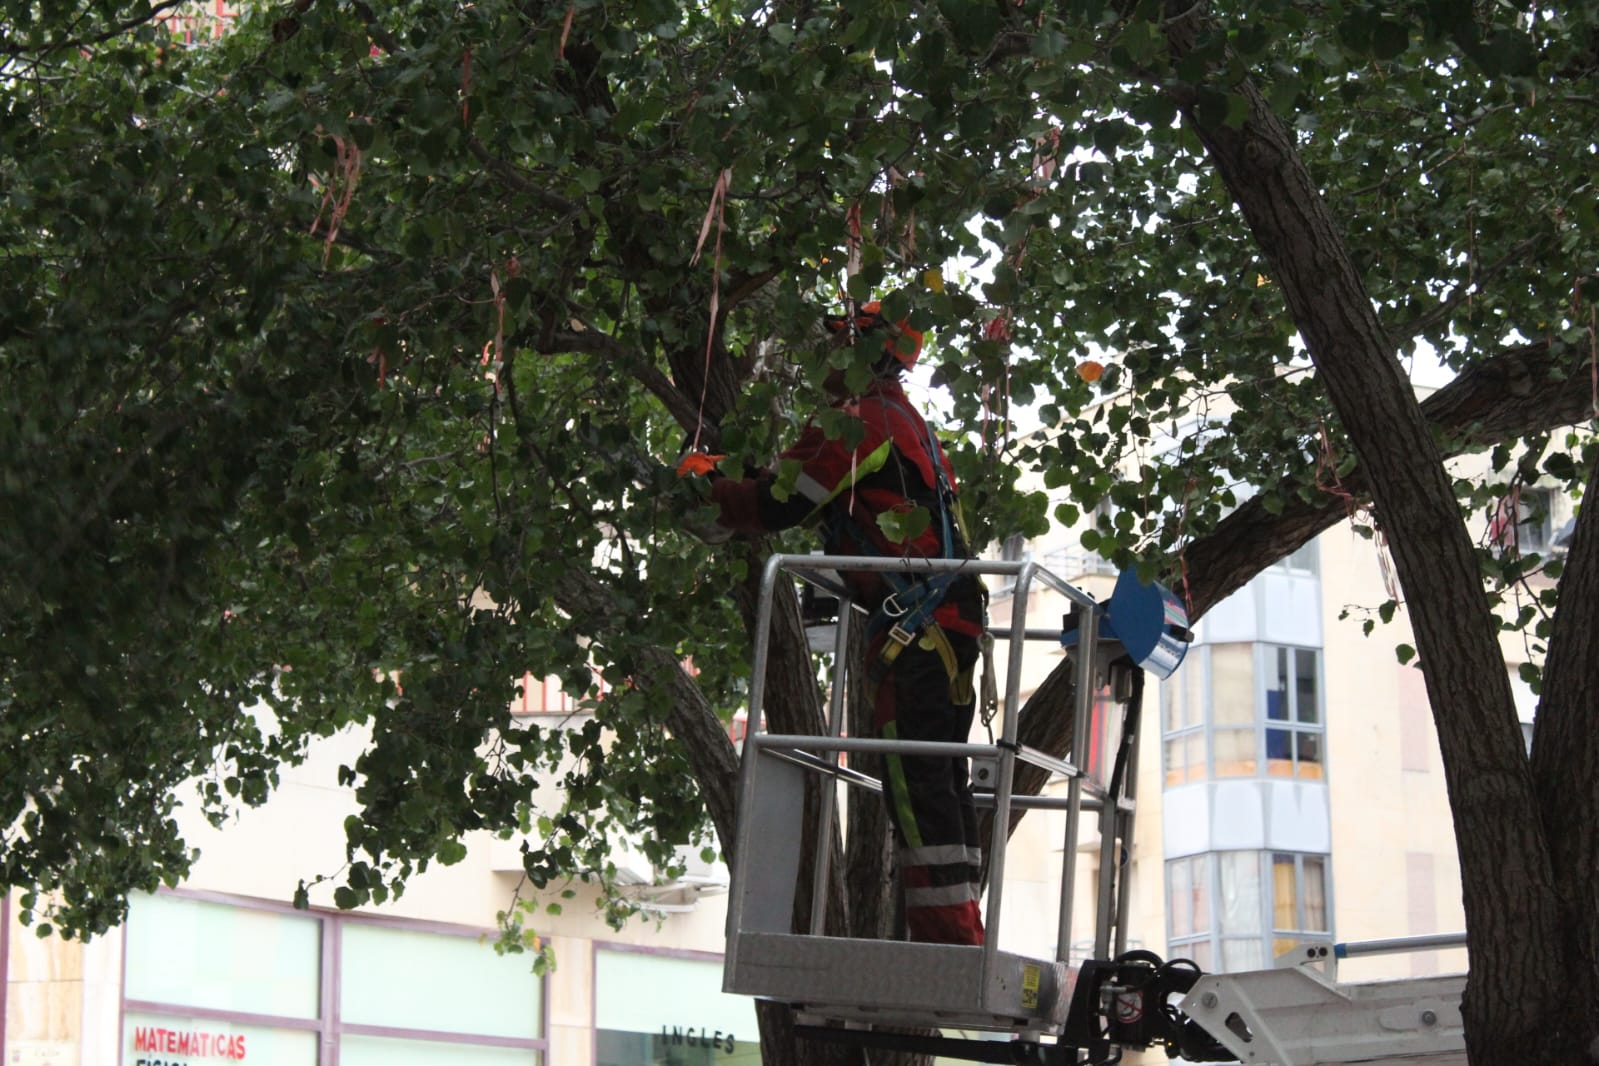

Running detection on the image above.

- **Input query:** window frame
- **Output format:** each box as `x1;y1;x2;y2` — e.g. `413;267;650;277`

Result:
121;888;548;1066
1160;648;1209;787
1515;489;1554;553
1264;645;1327;780
1270;852;1332;959
1162;643;1329;785
1167;850;1333;973
1491;486;1557;556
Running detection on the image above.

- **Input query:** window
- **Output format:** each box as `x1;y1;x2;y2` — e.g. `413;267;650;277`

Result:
1517;490;1554;553
1165;855;1212;971
1490;487;1555;555
1271;854;1330;959
1270;539;1320;575
1168;851;1331;972
1161;659;1205;786
122;892;545;1066
124;893;321;1019
1162;644;1326;785
340;921;542;1041
1217;852;1265;972
1211;645;1258;778
516;672;600;717
594;946;759;1065
1266;647;1324;780
157;0;240;44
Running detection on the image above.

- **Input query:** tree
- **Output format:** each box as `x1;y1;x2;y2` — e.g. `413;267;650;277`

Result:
2;2;1595;1063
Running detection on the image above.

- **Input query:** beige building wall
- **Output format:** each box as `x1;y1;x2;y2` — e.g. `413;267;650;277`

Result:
5;701;742;1066
1317;522;1468;980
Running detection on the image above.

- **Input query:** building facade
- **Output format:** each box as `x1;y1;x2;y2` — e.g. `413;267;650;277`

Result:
2;685;760;1066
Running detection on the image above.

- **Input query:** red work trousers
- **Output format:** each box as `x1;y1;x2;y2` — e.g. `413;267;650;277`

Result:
871;625;985;946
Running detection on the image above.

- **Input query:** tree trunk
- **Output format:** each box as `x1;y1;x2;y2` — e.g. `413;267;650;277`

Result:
1527;457;1599;1058
1160;9;1574;1062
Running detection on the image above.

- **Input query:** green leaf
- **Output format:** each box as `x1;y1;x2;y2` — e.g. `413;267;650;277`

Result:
1473;28;1538;77
1369;20;1409;61
876;506;931;544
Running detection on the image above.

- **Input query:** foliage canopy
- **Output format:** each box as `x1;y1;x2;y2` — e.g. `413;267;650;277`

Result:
3;3;1597;1059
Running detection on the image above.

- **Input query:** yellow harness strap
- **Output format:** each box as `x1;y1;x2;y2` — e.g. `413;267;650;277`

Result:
876;622;974;705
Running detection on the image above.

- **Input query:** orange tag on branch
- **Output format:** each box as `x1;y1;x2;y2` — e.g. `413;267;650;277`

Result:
676;453;726;477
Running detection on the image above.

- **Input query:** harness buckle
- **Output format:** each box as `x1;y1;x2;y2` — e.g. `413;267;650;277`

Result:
887;623;916;647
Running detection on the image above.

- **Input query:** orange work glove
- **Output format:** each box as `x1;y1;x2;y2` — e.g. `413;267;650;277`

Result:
676;452;726;478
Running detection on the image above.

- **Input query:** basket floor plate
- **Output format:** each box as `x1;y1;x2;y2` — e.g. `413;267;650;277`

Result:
725;932;1076;1033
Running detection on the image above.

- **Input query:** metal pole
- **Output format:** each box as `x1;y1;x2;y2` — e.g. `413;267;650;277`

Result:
1336;933;1468;958
723;734;766;954
1113;717;1143;957
1093;797;1119;959
761;735;1000;757
1056;602;1099;964
808;604;853;936
1096;686;1142;959
978;561;1040;1006
745;554;787;732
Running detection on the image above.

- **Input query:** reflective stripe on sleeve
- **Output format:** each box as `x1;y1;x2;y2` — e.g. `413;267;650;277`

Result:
795;438;895;512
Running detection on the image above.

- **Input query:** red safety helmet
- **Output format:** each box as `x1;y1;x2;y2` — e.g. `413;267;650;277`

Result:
822;301;923;369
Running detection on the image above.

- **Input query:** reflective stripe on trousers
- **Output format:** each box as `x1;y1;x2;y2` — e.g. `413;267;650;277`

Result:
871;626;985;946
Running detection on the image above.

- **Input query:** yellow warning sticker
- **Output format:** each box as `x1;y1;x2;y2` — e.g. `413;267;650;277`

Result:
1021;964;1041;1010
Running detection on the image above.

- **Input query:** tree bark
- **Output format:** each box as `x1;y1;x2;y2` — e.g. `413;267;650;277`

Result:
1160;8;1570;1062
1527;458;1599;1058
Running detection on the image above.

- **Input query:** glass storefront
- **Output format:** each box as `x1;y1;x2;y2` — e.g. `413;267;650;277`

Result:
594;947;758;1066
122;892;543;1066
125;893;321;1019
124;1012;317;1066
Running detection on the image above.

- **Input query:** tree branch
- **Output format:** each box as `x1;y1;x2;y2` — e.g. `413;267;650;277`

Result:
536;328;716;444
1010;296;1595;828
0;0;189;59
1180;336;1594;621
1390;235;1551;345
465;139;585;217
550;569;742;847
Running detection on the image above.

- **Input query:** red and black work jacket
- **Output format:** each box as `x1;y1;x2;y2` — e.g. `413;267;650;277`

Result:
710;377;984;639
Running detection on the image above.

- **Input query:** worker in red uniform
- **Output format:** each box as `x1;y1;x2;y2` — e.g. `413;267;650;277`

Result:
680;303;987;945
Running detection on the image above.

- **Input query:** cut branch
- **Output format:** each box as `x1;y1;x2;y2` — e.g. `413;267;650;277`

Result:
1183;336;1594;621
1013;335;1597;776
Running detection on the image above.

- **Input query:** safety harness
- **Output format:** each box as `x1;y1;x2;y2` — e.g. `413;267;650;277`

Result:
823;394;978;693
